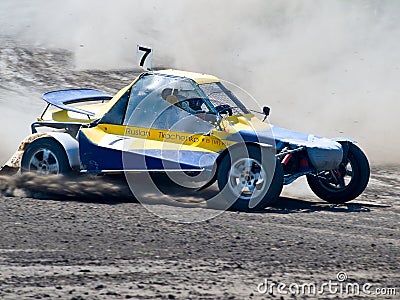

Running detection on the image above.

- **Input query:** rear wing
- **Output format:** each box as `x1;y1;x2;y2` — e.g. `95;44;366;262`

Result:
41;88;112;118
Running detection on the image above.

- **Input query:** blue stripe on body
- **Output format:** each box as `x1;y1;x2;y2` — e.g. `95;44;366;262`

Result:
78;131;217;172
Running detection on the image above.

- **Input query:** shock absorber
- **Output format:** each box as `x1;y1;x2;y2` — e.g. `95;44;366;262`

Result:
282;153;292;165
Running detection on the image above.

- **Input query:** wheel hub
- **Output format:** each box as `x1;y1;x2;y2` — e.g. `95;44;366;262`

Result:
29;149;60;175
228;158;266;199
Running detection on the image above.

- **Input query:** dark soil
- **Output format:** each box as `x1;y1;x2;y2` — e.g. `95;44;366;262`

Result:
0;166;399;299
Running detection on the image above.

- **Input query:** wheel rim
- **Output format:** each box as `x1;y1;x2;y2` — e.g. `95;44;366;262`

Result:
228;158;267;200
317;159;354;192
28;148;60;175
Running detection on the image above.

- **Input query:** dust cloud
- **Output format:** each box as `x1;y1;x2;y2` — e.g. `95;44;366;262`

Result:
0;91;42;165
0;173;132;201
0;0;399;164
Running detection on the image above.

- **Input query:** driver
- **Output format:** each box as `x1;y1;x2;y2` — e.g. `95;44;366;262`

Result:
157;88;187;128
161;87;204;114
158;87;219;130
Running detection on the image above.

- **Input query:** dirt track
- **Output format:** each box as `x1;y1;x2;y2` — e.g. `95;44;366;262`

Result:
0;166;399;299
0;42;399;299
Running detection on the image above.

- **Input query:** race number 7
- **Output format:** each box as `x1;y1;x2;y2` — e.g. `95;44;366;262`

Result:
136;45;153;70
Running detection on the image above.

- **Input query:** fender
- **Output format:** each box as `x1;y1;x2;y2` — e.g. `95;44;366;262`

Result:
0;132;80;173
332;137;356;143
46;132;80;169
216;141;274;165
332;138;356;164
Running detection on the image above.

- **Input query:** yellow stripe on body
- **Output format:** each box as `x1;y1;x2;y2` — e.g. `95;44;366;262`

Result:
82;124;235;153
80;126;108;144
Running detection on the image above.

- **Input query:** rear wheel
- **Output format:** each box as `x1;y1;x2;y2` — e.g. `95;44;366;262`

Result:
21;138;71;175
306;143;369;203
217;145;283;211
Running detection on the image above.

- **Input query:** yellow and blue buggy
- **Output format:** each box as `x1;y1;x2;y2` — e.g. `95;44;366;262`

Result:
2;69;370;211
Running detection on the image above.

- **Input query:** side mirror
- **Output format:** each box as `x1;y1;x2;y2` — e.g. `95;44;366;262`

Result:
262;106;270;121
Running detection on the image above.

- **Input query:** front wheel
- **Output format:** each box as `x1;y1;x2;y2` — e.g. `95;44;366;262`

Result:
21;138;71;175
306;143;370;204
217;145;283;212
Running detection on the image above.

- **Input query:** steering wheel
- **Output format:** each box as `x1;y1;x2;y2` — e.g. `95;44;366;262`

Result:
215;104;233;116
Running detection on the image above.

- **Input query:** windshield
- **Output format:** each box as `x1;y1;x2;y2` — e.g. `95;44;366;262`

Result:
123;74;216;133
199;82;249;115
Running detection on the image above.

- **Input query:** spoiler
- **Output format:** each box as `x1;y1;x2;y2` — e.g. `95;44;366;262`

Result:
42;88;112;117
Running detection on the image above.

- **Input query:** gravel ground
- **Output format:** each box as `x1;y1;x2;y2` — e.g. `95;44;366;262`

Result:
0;166;399;299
